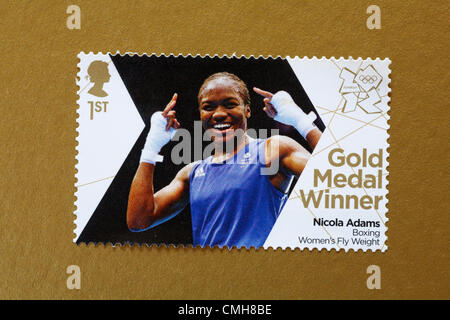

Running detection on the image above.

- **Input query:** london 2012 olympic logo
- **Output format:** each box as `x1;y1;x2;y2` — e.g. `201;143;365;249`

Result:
339;65;383;114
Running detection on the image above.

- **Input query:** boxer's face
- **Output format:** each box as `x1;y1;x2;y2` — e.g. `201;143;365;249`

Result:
198;78;250;143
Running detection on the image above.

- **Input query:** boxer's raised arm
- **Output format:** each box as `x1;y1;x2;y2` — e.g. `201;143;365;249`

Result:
253;88;322;150
127;93;188;231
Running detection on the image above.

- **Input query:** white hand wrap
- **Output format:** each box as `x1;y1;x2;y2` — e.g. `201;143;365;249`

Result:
270;91;317;138
140;111;177;165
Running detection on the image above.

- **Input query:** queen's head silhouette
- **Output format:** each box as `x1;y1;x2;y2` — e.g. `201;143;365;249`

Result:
87;61;111;97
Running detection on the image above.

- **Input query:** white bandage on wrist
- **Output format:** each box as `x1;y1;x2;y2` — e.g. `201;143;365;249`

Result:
270;91;317;138
140;111;177;165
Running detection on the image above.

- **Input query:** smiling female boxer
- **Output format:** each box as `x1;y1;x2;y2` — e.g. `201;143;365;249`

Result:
126;72;322;248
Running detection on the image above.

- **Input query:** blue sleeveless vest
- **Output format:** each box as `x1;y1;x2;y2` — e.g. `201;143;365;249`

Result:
189;139;287;248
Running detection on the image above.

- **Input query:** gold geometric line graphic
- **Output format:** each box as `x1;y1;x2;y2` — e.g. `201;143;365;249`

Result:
318;93;342;156
380;110;389;122
355;60;364;74
77;81;92;95
76;175;115;188
330;58;342;71
316;106;388;131
319;107;344;116
313;113;386;157
325;100;342;129
293;190;341;250
376;95;390;121
326;127;386;227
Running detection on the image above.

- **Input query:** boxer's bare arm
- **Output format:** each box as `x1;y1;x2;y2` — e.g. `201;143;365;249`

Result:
305;128;322;150
127;162;194;231
266;135;311;177
127;93;188;231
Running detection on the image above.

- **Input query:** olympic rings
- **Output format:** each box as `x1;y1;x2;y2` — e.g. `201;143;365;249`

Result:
359;75;378;84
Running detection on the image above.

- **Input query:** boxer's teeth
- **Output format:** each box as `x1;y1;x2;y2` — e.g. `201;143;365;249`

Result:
213;123;231;130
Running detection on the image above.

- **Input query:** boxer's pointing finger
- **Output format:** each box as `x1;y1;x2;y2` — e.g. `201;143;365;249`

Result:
162;93;178;116
253;87;273;99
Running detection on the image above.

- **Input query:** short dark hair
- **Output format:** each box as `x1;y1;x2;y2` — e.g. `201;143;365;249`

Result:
198;72;250;106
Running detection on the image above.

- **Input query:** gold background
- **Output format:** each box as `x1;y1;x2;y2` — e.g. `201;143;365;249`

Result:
0;0;448;299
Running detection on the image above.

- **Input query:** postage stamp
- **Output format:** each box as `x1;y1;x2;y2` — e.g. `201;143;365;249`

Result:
75;53;390;251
